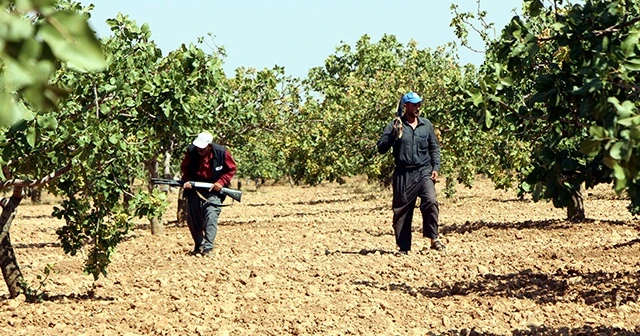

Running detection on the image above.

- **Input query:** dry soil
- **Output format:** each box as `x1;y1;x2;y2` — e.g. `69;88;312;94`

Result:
1;176;639;335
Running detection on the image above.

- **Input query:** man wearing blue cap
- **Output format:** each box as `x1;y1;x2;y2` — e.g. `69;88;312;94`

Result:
377;92;445;253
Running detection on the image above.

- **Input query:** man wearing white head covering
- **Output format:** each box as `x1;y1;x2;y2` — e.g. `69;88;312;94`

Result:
377;92;445;254
180;131;237;257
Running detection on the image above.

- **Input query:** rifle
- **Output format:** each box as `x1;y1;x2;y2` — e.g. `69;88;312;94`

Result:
393;97;404;139
151;178;242;202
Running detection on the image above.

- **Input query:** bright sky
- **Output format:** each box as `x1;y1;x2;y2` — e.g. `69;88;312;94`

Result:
81;0;524;78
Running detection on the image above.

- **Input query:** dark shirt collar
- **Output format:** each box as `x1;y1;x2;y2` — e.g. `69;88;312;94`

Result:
402;116;425;126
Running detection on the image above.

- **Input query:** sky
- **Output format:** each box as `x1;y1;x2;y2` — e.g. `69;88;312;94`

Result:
80;0;525;78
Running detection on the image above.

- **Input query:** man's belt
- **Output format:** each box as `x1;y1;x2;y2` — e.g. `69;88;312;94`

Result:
398;165;422;170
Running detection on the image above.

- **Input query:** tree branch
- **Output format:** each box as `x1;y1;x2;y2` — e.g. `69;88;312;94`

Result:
594;16;640;37
0;164;72;190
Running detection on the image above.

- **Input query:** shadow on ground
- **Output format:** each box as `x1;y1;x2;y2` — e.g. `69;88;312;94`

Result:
434;324;638;335
0;290;115;303
440;219;570;235
354;268;640;309
608;238;640;249
440;219;633;236
325;248;400;256
14;241;61;249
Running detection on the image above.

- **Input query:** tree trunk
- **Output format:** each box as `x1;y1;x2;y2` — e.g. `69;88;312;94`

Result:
567;188;585;222
146;157;163;235
122;175;136;211
30;187;42;203
177;188;187;225
156;149;173;193
162;149;172;179
255;178;264;190
149;217;162;234
123;190;133;209
0;187;24;298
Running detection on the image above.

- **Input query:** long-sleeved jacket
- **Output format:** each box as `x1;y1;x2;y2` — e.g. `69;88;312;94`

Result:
377;117;441;172
180;143;237;187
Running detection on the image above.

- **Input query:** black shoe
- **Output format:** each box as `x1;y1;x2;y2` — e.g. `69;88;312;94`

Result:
431;240;446;251
188;246;202;256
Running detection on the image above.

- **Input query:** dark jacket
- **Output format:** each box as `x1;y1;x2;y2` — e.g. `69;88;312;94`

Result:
377;116;441;172
184;143;231;186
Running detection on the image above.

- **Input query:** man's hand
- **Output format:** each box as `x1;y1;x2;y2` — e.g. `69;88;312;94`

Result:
210;182;223;192
430;171;439;182
393;117;403;140
183;182;193;190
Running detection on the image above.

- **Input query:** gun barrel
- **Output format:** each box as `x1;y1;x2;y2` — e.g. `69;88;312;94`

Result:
151;178;183;187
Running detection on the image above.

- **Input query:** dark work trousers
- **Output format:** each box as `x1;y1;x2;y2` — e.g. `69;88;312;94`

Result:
184;189;222;252
392;167;439;251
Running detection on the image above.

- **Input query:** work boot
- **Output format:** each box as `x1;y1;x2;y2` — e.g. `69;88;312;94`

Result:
201;249;213;257
430;240;446;251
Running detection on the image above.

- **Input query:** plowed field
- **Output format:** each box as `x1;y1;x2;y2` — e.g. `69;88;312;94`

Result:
1;176;639;335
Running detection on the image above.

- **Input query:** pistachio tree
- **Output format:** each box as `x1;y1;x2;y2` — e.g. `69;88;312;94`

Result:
223;66;302;183
462;0;640;219
0;0;110;298
293;34;511;195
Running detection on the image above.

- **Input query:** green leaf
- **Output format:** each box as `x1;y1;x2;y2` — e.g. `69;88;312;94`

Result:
499;76;513;87
38;11;107;71
485;109;492;128
0;11;35;41
623;57;640;71
103;84;117;93
528;0;543;17
617;115;640;127
621;30;640;57
612;162;626;182
614;175;627;193
608;97;635;118
37;114;58;130
572;78;602;96
589;126;606;140
30;0;56;8
17;37;42;62
14;0;33;11
579;140;600;157
550;22;565;32
0;92;26;127
26;123;36;147
469;90;483;106
609;141;625;160
2;58;35;91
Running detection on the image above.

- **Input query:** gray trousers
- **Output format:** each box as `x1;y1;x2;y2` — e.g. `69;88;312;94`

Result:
392;168;439;251
184;190;222;251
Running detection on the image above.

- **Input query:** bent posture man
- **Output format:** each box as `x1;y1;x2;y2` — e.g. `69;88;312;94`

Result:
377;92;445;254
180;131;237;257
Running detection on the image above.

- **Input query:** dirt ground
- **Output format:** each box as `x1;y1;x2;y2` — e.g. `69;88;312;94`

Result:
1;176;639;335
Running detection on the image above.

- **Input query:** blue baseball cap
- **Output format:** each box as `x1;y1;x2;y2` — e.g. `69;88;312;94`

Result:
402;92;423;104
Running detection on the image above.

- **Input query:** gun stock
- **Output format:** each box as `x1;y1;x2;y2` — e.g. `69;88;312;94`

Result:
220;187;242;202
